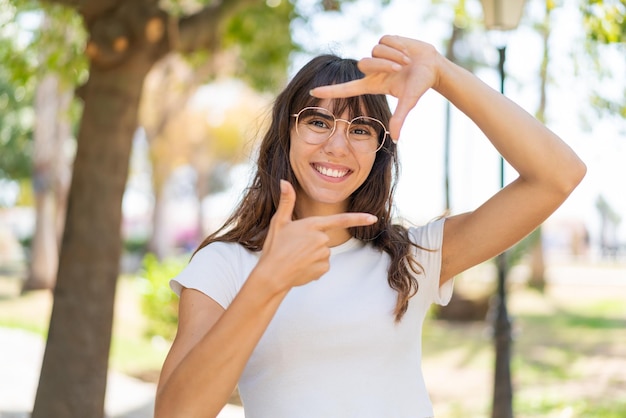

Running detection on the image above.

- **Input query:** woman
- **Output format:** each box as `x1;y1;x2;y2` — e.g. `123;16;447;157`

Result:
155;35;586;418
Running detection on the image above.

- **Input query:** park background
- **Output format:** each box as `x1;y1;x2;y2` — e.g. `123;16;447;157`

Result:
0;0;625;417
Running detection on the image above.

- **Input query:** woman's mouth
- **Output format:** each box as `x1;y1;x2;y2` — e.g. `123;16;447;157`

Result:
312;163;351;179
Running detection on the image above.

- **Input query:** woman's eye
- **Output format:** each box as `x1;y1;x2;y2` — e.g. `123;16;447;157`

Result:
308;119;331;130
312;119;326;127
351;126;374;137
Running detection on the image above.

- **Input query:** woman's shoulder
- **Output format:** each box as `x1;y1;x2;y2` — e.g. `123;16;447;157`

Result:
170;240;258;301
193;240;258;262
407;218;446;248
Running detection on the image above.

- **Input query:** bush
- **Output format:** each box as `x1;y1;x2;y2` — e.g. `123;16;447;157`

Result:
123;236;149;254
139;253;187;341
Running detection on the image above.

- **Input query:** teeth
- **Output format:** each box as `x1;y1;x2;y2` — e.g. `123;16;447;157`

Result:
315;165;349;178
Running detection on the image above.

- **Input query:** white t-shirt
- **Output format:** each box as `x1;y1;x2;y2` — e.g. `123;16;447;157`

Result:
171;218;453;418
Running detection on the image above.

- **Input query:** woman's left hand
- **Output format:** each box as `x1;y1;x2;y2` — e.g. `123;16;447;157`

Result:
310;35;442;141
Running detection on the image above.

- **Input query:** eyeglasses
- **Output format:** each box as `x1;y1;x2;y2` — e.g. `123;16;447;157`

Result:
291;107;388;154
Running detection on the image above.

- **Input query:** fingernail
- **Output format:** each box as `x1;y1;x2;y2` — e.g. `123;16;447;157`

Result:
403;55;411;64
309;89;316;96
280;179;287;193
391;138;398;144
392;63;402;71
367;215;378;223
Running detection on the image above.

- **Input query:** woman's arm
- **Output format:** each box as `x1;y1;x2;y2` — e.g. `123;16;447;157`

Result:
155;275;289;418
311;35;586;285
432;48;586;282
155;181;378;417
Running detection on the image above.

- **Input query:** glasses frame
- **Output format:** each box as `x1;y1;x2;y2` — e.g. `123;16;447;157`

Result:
290;106;389;154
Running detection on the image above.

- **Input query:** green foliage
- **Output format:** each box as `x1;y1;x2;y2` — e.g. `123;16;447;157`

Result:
222;0;298;92
138;253;186;341
14;178;34;205
581;0;626;121
123;236;149;254
0;1;87;182
0;3;34;180
581;0;626;44
0;67;33;180
7;0;88;85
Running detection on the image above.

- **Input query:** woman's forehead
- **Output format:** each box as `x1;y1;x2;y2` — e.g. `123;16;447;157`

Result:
308;98;368;116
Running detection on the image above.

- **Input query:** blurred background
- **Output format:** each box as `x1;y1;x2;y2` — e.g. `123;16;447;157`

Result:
0;0;624;417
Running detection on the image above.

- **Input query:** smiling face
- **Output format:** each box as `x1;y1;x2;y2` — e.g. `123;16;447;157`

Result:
251;54;395;230
289;99;377;218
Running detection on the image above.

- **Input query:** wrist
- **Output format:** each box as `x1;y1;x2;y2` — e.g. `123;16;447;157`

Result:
432;53;467;100
248;261;291;300
432;52;454;94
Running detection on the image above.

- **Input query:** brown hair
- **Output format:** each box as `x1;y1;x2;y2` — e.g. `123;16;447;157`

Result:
195;54;423;321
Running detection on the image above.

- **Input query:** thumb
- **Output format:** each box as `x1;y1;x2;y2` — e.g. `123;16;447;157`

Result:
389;96;417;142
273;179;296;225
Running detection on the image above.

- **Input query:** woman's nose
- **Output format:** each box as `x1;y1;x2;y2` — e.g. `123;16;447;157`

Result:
324;120;351;153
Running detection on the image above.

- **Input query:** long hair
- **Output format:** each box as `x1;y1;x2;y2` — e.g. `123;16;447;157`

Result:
195;54;423;321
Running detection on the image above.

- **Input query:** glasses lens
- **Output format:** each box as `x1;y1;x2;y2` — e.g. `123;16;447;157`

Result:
348;117;385;154
296;107;335;144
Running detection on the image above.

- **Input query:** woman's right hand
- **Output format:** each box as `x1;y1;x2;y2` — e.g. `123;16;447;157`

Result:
311;35;443;141
256;180;377;290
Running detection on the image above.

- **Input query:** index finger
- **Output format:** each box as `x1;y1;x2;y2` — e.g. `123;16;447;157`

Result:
309;79;370;99
311;212;378;231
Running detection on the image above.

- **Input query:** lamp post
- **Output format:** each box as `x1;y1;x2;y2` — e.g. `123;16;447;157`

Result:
479;1;526;418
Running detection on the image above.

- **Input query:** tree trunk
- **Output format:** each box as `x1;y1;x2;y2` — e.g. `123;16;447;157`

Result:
527;231;546;291
148;184;169;259
22;74;72;292
32;55;154;418
526;0;554;292
29;0;272;415
194;163;211;243
25;188;58;289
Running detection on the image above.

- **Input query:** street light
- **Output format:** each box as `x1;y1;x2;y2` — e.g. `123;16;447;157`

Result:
479;1;526;418
481;0;525;31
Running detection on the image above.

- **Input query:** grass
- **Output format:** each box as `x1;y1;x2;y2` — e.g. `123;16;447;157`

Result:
109;334;169;381
1;260;625;417
420;261;626;418
0;273;169;381
0;277;51;336
510;295;626;418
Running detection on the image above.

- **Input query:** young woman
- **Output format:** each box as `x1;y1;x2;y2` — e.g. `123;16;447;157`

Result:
155;35;586;418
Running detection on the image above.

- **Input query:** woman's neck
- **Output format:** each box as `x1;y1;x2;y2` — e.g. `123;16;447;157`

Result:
326;228;352;247
295;201;352;247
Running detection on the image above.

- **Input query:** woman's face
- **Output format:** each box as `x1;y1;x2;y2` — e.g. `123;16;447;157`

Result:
289;99;377;218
